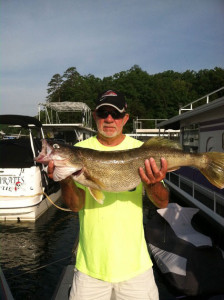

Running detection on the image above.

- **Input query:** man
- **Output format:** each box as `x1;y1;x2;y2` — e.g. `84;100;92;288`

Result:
48;90;169;300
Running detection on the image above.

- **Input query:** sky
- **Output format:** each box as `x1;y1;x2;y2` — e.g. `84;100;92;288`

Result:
1;0;224;116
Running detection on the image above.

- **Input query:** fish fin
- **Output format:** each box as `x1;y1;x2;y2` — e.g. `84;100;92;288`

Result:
168;167;180;172
199;152;224;189
88;188;105;204
141;137;182;150
83;169;106;189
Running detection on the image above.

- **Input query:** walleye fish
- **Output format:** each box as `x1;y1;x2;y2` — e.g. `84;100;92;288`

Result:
35;138;224;204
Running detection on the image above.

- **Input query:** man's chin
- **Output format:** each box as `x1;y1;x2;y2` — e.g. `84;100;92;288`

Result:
99;130;118;138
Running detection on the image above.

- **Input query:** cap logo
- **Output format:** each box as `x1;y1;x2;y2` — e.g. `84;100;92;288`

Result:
100;90;117;101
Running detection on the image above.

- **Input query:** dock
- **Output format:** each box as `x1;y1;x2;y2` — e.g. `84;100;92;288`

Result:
0;267;14;300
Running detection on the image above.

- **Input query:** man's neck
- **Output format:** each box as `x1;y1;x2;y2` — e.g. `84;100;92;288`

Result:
96;133;126;146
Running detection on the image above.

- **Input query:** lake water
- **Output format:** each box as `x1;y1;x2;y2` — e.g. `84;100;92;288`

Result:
0;199;79;300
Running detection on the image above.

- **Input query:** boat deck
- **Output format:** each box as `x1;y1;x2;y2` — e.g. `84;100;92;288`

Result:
53;265;73;300
0;267;14;300
52;264;224;300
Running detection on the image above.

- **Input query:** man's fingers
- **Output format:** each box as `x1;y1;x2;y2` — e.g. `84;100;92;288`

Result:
148;158;161;178
160;157;168;174
139;157;168;185
47;161;54;179
139;160;156;184
139;166;151;185
145;159;157;181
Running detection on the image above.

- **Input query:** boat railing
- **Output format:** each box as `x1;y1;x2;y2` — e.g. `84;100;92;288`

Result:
179;86;224;115
133;118;168;131
130;118;180;140
165;172;224;226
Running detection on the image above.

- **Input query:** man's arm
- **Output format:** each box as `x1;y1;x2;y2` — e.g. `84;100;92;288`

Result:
48;161;85;212
139;157;169;208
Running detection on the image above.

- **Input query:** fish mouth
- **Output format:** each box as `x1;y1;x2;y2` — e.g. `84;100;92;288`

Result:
72;168;83;177
35;139;51;163
35;139;67;164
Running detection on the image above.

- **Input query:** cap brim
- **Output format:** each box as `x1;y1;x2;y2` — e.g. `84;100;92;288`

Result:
95;103;125;113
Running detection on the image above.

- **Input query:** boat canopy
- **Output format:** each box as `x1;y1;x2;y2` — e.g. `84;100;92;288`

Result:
39;102;91;112
38;102;93;128
0;115;42;128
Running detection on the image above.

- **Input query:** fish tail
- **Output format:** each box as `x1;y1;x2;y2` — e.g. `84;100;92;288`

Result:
199;152;224;189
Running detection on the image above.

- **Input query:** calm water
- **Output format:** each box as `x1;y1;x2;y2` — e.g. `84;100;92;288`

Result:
0;198;79;300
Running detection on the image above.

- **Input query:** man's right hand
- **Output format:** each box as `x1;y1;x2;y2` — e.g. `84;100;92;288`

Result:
47;160;85;211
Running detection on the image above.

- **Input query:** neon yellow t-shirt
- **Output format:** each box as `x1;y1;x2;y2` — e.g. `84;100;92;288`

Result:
75;135;153;282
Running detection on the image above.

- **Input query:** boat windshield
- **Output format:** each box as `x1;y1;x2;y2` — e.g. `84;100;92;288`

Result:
0;138;42;168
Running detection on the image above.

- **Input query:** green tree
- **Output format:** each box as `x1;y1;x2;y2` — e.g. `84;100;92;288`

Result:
45;66;224;131
47;73;63;102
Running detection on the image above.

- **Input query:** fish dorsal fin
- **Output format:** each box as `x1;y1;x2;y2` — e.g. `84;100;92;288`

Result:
141;137;182;150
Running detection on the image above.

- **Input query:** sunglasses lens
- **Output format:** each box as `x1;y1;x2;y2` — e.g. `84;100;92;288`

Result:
96;110;125;119
96;110;108;118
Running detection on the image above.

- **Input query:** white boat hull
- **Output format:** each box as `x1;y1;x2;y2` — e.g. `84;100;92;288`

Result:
0;190;61;221
0;166;61;221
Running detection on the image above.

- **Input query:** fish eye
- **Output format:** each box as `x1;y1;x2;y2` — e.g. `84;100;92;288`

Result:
53;144;60;149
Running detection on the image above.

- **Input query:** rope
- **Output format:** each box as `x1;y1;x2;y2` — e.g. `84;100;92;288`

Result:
0;193;43;198
43;191;72;212
0;192;72;209
6;255;72;280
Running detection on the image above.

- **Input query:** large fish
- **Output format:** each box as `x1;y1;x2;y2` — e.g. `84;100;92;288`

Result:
35;138;224;204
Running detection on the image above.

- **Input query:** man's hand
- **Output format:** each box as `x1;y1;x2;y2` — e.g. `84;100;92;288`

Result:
47;160;85;211
139;157;167;185
47;160;54;180
139;157;169;208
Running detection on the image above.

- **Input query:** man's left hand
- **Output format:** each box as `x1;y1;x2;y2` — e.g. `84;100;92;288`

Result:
139;157;169;208
139;157;168;185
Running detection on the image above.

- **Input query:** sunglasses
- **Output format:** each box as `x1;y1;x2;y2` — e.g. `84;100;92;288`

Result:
96;109;126;119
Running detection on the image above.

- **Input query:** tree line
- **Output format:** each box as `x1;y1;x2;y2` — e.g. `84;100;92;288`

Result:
45;65;224;132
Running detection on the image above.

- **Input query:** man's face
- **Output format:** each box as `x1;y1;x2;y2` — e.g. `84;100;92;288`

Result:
93;106;129;138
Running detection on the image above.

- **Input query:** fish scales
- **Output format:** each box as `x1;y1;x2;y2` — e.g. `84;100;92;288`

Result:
63;146;197;192
77;147;146;191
